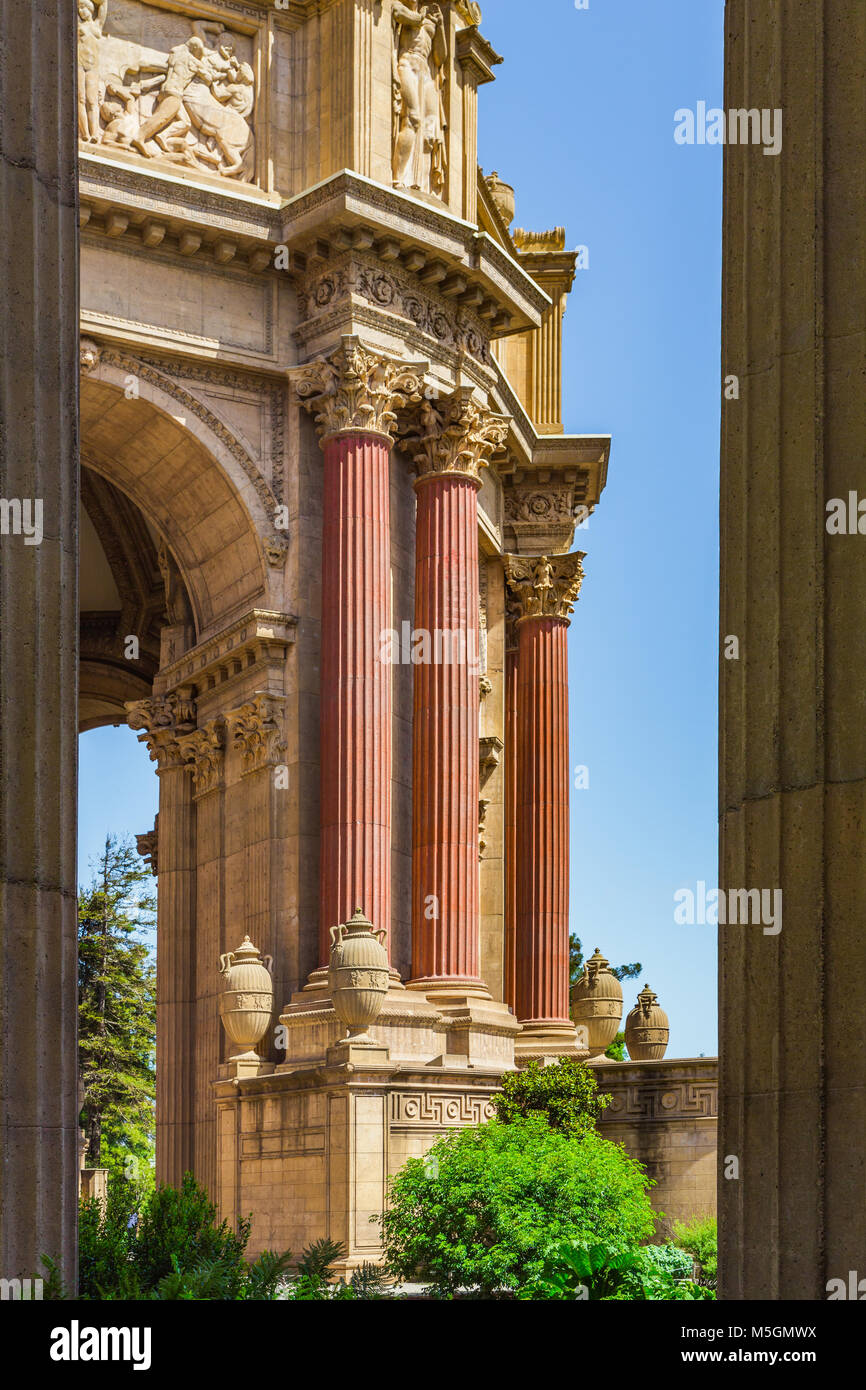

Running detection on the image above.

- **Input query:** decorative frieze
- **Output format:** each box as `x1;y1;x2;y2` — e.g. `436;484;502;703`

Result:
296;256;493;366
224;694;287;775
77;1;256;183
503;479;580;554
504;553;585;624
601;1081;718;1123
389;1091;496;1127
289;336;428;441
400;387;509;485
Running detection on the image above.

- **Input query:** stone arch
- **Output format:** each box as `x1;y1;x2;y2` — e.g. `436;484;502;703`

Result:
80;351;278;637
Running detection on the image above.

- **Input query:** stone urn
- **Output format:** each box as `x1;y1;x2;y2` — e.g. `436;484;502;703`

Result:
328;907;390;1044
218;936;274;1060
570;947;623;1058
625;984;670;1061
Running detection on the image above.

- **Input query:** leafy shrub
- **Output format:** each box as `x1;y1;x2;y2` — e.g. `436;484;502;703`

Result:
538;1240;714;1301
380;1116;655;1298
78;1172;291;1300
641;1243;694;1281
672;1214;717;1281
491;1057;611;1138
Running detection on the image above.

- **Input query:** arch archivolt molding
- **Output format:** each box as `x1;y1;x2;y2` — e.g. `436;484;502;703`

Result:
80;337;289;570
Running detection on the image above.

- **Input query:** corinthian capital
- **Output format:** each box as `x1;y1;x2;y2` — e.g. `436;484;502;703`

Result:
399;387;510;485
504;553;585;624
288;336;427;441
178;720;226;798
224;694;287;775
125;690;196;770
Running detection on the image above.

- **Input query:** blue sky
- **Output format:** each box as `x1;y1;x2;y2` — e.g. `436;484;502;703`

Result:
79;0;724;1056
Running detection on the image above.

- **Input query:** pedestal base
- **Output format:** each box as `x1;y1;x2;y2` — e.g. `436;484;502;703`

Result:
513;1019;590;1065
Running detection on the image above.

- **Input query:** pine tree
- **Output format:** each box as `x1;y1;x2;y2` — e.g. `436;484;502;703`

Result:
78;834;157;1179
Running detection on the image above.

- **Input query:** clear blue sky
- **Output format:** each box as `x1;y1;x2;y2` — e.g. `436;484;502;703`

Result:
79;0;723;1056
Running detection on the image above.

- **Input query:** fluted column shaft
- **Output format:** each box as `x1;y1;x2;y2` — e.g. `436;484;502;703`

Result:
504;643;519;1013
0;0;79;1287
154;753;196;1187
515;618;571;1025
720;0;866;1299
319;431;392;962
410;474;483;988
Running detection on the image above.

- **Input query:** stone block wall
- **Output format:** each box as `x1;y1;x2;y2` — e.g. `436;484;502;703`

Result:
593;1057;717;1240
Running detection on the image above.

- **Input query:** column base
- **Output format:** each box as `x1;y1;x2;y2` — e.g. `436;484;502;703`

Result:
406;976;492;1005
514;1019;590;1065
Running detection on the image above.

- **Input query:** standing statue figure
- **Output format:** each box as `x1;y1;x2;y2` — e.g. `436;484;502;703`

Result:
392;1;447;198
77;0;108;143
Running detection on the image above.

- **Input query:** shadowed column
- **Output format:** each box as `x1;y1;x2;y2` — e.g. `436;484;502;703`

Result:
0;0;79;1288
720;0;866;1299
127;695;197;1187
505;554;585;1060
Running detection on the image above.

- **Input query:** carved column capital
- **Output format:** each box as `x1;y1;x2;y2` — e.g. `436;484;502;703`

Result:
178;720;226;798
288;335;428;442
224;694;287;775
125;690;196;770
400;387;510;487
136;816;159;876
504;553;585;625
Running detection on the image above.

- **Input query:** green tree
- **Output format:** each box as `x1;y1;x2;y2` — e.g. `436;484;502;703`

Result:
491;1056;610;1137
569;936;643;988
78;834;156;1179
380;1117;656;1298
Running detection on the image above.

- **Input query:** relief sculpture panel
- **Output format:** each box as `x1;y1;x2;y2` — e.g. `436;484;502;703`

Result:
77;0;256;182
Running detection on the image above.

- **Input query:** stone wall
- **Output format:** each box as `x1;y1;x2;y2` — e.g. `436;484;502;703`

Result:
593;1057;717;1239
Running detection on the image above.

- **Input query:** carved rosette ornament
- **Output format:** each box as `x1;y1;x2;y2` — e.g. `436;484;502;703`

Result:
288;336;427;442
224;695;286;775
400;387;510;487
178;720;226;798
504;553;585;625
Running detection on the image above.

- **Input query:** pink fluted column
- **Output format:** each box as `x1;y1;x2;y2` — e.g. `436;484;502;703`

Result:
318;431;392;964
409;474;486;995
504;640;519;1015
515;616;572;1034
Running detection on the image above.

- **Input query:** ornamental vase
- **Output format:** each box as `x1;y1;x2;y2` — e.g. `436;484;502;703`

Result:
625;984;670;1061
218;936;274;1059
328;907;390;1040
569;947;624;1058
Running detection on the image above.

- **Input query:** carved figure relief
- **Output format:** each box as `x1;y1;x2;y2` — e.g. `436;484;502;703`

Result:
77;1;255;183
392;2;448;198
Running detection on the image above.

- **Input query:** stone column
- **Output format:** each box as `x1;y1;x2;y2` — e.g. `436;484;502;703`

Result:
503;617;519;1014
178;719;227;1201
402;391;509;1001
0;0;79;1287
505;555;584;1059
720;0;866;1299
290;338;426;972
128;694;197;1187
